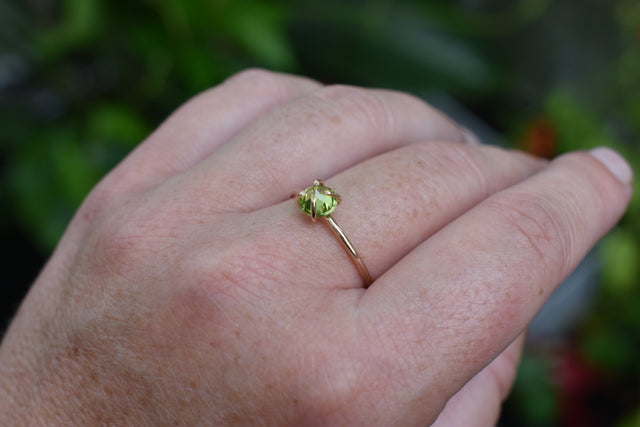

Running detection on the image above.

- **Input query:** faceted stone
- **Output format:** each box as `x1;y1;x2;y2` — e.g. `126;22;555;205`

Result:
297;183;340;217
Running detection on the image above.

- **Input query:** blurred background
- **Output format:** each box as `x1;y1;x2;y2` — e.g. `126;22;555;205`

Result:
0;0;638;425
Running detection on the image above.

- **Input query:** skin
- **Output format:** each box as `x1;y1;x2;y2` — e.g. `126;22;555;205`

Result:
0;69;633;426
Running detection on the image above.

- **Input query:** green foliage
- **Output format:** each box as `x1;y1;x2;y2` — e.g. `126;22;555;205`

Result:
1;0;296;250
507;354;559;426
288;0;500;95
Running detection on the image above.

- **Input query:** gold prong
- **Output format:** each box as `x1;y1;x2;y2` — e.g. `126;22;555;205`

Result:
310;194;317;221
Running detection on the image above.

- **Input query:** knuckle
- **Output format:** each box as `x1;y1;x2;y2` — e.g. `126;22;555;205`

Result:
421;142;488;186
89;201;176;278
317;85;397;135
488;191;574;274
93;221;146;272
223;68;314;101
76;177;126;226
224;67;275;86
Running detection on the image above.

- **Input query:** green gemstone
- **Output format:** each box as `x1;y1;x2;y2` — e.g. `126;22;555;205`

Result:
298;184;340;217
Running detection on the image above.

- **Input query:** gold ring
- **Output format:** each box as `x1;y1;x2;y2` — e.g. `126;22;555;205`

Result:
296;179;373;287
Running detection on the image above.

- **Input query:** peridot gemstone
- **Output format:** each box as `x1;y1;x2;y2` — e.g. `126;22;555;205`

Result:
298;184;340;217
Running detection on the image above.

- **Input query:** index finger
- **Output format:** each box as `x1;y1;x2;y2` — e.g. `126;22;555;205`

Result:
358;148;632;417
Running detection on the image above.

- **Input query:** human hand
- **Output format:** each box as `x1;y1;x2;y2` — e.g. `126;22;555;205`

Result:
0;69;632;426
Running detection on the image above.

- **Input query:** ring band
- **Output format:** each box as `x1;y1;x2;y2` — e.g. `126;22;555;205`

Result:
296;179;373;287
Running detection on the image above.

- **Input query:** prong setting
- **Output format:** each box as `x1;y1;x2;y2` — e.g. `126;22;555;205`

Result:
296;179;340;219
294;179;372;287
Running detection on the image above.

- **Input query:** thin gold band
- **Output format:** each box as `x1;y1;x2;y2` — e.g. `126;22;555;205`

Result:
325;215;373;287
296;179;372;288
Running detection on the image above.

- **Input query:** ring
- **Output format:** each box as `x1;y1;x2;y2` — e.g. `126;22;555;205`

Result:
296;179;373;287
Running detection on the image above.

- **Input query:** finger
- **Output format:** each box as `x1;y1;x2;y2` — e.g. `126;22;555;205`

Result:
179;84;473;212
107;69;321;191
190;143;545;294
431;334;525;427
359;148;632;419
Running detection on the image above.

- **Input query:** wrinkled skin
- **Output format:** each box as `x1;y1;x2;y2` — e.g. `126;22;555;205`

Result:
0;70;632;426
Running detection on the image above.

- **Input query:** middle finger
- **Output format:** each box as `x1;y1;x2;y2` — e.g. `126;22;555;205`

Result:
176;85;472;213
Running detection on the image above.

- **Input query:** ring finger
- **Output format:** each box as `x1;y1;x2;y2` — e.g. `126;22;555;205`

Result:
192;141;545;291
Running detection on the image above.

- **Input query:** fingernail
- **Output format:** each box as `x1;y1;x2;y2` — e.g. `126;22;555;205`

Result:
589;147;634;185
461;127;481;145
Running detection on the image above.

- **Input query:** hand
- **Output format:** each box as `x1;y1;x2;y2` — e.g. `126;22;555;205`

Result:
0;69;632;426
